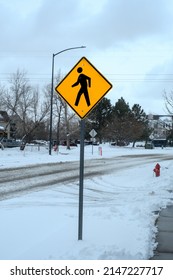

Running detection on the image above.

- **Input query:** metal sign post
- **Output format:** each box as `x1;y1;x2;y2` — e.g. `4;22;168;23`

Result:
55;56;112;241
78;119;85;240
89;129;97;155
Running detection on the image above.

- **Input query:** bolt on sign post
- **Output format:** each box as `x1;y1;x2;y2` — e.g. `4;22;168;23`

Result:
55;57;112;240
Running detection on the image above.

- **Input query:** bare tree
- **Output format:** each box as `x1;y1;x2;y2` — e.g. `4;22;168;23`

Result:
54;94;64;144
163;90;173;114
46;72;66;146
52;72;77;149
1;69;80;147
0;85;6;110
1;70;49;142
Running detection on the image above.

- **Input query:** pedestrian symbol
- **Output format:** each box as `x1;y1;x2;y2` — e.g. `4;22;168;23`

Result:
55;57;112;119
72;67;91;107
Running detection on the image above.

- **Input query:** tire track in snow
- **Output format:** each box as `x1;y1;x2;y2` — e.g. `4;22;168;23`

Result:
0;153;172;200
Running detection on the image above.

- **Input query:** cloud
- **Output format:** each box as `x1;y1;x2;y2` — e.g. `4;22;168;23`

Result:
1;0;173;52
24;0;88;51
74;0;173;49
1;0;173;115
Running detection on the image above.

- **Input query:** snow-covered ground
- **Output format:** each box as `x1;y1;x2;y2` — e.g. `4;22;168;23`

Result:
0;143;173;260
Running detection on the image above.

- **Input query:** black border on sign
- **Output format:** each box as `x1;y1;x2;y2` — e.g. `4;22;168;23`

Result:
55;56;113;119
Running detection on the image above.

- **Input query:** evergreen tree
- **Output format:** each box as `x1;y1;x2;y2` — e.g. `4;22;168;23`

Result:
114;97;130;118
131;104;146;121
86;97;113;143
131;104;150;146
105;98;150;146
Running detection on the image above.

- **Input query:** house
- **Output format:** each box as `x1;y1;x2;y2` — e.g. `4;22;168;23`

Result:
0;125;4;137
0;111;10;139
148;114;172;139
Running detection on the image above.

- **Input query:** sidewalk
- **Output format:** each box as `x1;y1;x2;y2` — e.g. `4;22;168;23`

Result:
151;205;173;260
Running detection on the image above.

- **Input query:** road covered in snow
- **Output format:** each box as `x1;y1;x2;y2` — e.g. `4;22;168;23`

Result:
0;143;173;260
0;150;172;200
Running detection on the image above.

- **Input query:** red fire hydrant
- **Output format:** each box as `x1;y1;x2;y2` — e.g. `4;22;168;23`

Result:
153;163;161;177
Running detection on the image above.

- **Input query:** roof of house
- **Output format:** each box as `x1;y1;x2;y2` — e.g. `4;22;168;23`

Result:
0;111;9;122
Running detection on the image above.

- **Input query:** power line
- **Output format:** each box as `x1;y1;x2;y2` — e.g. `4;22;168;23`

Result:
0;72;173;84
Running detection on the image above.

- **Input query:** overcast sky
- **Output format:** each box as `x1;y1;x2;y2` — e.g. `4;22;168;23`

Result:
1;0;173;115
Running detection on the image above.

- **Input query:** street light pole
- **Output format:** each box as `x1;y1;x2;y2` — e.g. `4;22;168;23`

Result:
49;53;55;155
49;46;86;155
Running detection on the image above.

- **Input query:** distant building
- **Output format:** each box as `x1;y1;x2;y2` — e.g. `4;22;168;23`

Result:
148;114;172;140
0;125;4;136
0;111;10;139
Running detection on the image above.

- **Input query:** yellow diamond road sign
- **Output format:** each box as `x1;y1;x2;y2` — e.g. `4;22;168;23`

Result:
55;57;113;119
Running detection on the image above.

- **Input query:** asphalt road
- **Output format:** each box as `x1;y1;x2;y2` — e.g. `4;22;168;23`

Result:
0;153;172;201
